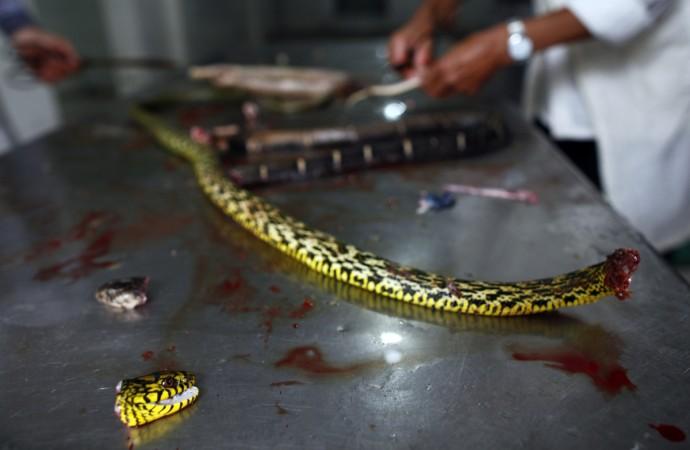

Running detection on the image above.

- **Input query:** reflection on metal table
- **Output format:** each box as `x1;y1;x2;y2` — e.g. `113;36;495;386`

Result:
0;92;688;450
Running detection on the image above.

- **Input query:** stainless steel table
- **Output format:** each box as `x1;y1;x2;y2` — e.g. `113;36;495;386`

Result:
1;92;689;450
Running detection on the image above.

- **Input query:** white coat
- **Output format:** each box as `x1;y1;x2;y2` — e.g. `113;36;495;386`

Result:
0;33;60;155
524;0;690;251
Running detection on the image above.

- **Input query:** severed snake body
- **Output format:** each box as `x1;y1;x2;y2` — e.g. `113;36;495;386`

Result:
130;106;640;318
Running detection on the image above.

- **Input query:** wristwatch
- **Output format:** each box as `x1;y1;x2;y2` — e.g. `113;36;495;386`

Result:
506;20;534;62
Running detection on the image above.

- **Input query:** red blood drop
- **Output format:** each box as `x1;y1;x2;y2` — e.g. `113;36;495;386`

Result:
650;424;686;442
289;298;315;319
217;277;243;294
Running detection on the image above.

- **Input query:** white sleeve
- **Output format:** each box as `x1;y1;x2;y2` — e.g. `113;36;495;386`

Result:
566;0;674;44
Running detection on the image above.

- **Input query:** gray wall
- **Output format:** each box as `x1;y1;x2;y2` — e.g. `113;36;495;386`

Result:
31;0;531;64
27;0;530;97
269;0;530;38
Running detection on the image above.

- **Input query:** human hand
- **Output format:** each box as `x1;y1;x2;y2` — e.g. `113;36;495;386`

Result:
421;25;511;97
388;9;435;78
11;26;80;83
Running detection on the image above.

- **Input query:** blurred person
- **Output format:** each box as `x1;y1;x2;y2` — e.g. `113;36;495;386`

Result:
389;0;690;253
0;0;79;154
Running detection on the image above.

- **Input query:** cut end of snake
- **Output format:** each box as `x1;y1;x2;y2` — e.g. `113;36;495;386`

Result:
603;248;641;300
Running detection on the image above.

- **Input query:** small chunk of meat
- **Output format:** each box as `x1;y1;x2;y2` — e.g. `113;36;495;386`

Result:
95;276;149;310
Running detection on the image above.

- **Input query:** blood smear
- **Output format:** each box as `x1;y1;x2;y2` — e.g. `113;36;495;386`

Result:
649;423;686;442
512;349;636;395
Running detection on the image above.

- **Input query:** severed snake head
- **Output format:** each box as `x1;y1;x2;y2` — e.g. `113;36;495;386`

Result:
114;371;199;427
95;276;149;310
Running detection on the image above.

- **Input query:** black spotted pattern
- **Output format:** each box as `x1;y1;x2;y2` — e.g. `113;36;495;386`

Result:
115;370;198;427
132;107;626;317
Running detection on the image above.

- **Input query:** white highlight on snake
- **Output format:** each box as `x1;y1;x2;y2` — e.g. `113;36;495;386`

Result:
158;386;200;405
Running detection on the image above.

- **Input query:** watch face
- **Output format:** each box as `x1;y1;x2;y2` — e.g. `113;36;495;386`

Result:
508;34;533;61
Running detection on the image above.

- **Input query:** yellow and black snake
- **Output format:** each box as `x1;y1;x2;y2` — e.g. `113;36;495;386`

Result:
117;107;639;427
130;106;640;317
115;371;199;427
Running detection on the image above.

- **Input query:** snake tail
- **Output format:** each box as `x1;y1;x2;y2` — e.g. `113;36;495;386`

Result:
130;106;640;316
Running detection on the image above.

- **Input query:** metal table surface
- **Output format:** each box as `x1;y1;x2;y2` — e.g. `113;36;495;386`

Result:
1;92;689;450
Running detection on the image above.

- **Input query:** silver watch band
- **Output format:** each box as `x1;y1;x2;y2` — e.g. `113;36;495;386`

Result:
507;20;526;35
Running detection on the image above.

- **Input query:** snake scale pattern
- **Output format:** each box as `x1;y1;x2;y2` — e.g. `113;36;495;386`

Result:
115;371;199;427
130;106;640;317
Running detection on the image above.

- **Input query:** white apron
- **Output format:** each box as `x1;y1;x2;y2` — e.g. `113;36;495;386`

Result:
525;0;690;251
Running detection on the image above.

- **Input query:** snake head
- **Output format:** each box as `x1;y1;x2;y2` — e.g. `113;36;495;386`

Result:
95;276;149;310
114;371;199;427
603;248;640;300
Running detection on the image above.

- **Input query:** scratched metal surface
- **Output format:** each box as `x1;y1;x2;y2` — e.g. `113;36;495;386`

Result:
1;90;690;450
